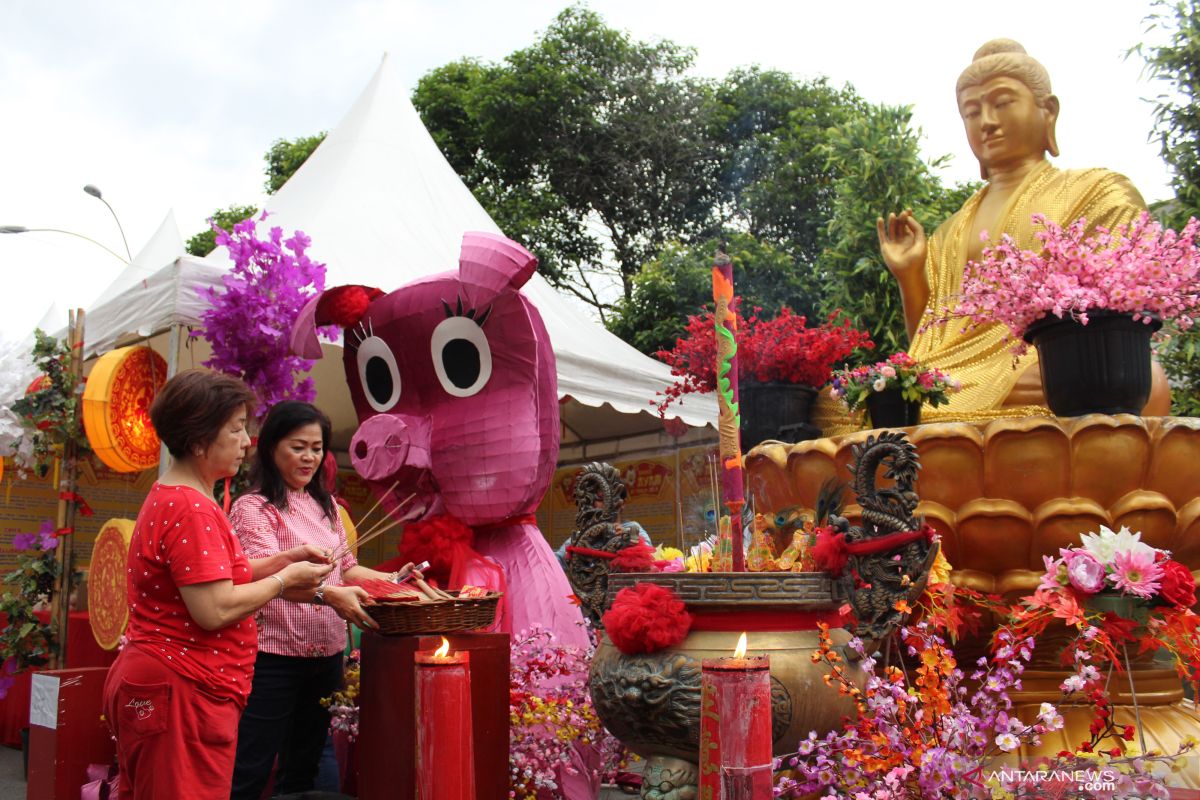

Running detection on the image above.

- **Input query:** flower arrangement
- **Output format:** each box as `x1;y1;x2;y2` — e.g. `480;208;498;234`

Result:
830;352;961;411
930;212;1200;355
509;626;627;798
1010;525;1200;692
654;304;873;415
0;520;60;699
778;614;1192;797
321;648;360;740
9;330;87;478
194;212;332;415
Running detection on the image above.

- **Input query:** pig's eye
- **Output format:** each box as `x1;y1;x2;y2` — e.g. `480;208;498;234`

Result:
356;336;401;412
430;317;492;397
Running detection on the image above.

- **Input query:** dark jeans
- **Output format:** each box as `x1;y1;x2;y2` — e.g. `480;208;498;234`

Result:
231;651;344;800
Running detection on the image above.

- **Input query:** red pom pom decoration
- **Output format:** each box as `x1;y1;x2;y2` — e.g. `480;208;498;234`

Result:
612;542;656;572
322;285;384;328
812;526;849;576
602;583;692;655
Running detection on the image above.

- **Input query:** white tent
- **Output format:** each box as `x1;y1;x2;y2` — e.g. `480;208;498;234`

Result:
77;54;716;450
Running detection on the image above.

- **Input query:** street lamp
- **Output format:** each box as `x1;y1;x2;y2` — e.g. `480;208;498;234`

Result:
0;225;129;264
82;184;133;261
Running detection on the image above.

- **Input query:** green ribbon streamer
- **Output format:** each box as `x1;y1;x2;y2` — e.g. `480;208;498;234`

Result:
715;324;740;426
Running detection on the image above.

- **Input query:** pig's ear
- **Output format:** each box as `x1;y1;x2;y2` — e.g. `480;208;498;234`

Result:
289;285;384;358
458;232;538;298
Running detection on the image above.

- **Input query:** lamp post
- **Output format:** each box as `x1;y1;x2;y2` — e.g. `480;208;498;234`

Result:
0;225;129;264
82;184;132;261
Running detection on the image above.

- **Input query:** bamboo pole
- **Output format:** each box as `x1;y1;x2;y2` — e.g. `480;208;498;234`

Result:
48;309;85;670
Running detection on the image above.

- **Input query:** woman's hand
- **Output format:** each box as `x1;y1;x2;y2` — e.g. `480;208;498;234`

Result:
323;585;379;630
391;561;425;583
285;544;330;564
278;560;333;590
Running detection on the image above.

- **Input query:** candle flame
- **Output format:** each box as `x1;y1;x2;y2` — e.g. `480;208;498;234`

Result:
733;631;747;658
435;637;450;658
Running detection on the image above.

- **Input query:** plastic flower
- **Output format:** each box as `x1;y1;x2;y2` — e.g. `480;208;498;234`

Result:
1111;549;1164;598
654;304;873;416
1079;525;1157;564
924;212;1200;355
1060;548;1105;594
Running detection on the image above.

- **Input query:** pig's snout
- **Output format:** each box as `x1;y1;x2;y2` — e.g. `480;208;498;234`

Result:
350;414;432;481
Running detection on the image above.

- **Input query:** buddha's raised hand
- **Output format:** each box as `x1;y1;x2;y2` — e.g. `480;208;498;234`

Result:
876;209;927;280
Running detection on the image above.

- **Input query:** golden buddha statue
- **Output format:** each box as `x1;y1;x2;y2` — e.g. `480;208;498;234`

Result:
876;38;1170;422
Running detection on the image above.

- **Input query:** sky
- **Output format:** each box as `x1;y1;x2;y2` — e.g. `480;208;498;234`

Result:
0;0;1178;341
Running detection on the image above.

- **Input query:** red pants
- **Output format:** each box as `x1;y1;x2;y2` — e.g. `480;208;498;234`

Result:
103;646;244;800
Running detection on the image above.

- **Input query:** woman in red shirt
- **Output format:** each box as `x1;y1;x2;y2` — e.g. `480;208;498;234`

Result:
102;370;333;800
229;401;416;799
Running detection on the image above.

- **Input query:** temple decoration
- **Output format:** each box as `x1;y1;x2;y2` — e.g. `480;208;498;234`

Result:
87;518;135;650
290;232;586;651
563;463;637;626
81;345;166;473
711;249;746;571
819;431;939;644
746;414;1200;786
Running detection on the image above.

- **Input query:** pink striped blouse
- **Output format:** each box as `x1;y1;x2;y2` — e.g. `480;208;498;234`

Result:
229;490;358;658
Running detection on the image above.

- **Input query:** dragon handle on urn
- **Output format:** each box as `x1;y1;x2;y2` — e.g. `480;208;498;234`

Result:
563;462;638;625
828;430;939;645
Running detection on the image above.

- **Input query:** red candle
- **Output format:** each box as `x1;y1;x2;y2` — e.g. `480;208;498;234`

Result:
415;637;475;800
699;632;773;799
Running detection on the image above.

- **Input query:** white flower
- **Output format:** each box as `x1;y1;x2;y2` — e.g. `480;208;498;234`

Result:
1038;702;1064;731
995;732;1020;752
1079;525;1157;563
873;377;888;392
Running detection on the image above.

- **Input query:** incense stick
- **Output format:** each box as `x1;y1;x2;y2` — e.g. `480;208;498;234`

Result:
352;478;400;537
330;492;416;562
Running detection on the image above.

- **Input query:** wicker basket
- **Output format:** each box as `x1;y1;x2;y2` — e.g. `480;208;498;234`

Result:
369;592;502;635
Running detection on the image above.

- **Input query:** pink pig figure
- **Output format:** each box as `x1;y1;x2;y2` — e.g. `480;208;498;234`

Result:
291;232;588;650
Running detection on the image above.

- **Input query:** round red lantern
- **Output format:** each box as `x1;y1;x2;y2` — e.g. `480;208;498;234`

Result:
82;346;167;472
88;518;135;650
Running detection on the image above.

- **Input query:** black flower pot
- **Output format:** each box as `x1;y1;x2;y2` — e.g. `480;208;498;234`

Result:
739;383;821;449
1022;311;1161;416
865;387;921;429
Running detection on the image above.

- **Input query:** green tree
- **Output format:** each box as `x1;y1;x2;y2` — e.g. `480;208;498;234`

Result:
414;6;721;311
184;204;258;257
607;232;818;354
815;103;978;354
706;69;865;263
1135;0;1200;415
264;133;326;194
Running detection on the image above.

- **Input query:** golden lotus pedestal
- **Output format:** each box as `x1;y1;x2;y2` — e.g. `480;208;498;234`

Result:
746;414;1200;786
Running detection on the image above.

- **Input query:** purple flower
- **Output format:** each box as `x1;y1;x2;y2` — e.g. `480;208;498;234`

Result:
1060;548;1105;594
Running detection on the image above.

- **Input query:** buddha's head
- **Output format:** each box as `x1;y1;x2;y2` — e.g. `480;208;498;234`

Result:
956;39;1060;179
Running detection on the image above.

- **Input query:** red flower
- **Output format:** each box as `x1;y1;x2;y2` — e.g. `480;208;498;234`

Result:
654;301;872;416
1159;559;1197;609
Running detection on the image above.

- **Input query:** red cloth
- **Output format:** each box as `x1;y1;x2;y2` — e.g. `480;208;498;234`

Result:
230;491;357;658
125;483;257;702
103;646;241;800
0;611;116;748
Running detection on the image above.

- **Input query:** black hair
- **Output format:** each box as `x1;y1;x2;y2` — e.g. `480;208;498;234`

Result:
250;401;336;521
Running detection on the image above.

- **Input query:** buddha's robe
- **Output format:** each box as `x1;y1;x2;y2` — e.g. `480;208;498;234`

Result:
816;161;1146;433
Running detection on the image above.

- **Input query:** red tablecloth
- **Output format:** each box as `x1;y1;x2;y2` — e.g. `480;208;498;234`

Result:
0;612;116;748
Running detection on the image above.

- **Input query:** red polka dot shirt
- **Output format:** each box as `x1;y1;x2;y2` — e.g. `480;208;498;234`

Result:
124;483;256;703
